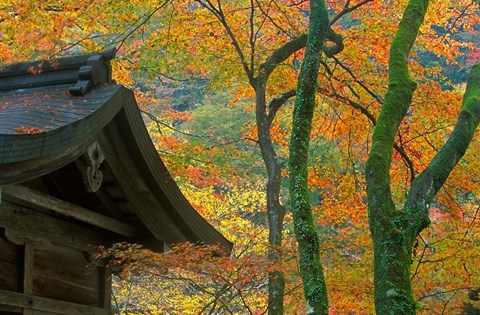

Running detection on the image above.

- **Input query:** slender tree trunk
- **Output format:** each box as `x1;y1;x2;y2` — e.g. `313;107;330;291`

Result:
365;0;480;312
183;1;341;313
253;35;310;315
288;1;330;314
193;3;343;313
254;74;286;314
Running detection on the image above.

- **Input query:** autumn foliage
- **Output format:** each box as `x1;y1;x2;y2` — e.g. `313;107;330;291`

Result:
94;242;277;314
2;0;480;313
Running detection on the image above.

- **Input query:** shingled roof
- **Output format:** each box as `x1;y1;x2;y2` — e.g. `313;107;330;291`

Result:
0;50;232;249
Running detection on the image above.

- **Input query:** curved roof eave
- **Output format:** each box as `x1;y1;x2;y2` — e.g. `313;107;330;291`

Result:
0;84;232;250
102;87;232;250
0;84;124;185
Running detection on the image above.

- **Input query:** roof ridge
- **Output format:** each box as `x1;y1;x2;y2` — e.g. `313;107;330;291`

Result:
0;49;116;95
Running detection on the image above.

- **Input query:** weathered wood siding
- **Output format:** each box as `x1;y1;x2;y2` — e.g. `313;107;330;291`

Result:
33;244;100;306
0;236;21;292
0;200;112;313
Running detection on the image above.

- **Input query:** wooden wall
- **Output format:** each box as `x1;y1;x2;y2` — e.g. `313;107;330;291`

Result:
0;201;112;315
33;243;100;305
0;236;21;293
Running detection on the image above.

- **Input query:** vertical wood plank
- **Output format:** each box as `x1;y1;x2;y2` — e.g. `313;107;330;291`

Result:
23;243;33;315
98;267;111;309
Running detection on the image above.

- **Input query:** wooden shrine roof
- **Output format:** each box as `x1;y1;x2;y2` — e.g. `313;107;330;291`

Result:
0;50;232;249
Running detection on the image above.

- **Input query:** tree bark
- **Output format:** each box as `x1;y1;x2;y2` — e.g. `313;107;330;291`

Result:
254;73;287;314
365;1;429;313
365;0;480;312
255;22;326;315
193;2;345;313
288;1;330;314
192;3;300;312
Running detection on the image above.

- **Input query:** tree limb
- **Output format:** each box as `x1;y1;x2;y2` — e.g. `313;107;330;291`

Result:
330;0;374;25
317;86;416;181
267;89;296;126
406;63;480;234
115;0;171;52
324;28;344;57
261;34;308;79
195;0;254;83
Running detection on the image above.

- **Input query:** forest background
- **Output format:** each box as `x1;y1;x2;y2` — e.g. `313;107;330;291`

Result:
1;0;479;314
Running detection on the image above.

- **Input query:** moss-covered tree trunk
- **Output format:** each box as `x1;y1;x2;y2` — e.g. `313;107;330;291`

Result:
254;34;311;315
365;0;480;313
288;1;330;314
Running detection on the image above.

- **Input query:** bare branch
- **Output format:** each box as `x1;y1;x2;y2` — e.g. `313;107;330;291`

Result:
261;34;307;79
332;56;383;103
255;0;293;38
442;1;477;39
316;81;416;181
196;0;254;83
330;0;374;25
416;287;471;303
116;0;171;52
249;0;256;72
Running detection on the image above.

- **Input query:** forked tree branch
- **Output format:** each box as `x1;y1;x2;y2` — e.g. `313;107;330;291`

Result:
316;85;416;181
330;0;374;25
406;63;480;235
195;0;254;82
267;89;296;126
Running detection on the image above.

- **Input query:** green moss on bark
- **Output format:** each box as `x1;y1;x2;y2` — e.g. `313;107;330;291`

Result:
366;0;480;313
288;0;331;314
365;0;429;314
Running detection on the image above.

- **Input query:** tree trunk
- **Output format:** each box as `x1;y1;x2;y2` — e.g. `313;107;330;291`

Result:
193;2;344;313
254;34;310;315
369;63;480;314
365;0;429;313
254;74;287;314
288;1;330;314
366;0;480;312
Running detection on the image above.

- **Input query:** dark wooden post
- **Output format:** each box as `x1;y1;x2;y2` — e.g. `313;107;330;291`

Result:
23;243;33;315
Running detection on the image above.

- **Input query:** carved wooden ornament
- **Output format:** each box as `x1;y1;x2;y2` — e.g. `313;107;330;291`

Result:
81;141;105;192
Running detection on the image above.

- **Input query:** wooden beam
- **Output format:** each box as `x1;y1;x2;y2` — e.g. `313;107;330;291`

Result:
23;243;34;315
0;304;22;313
1;201;111;251
0;289;110;315
3;185;137;237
